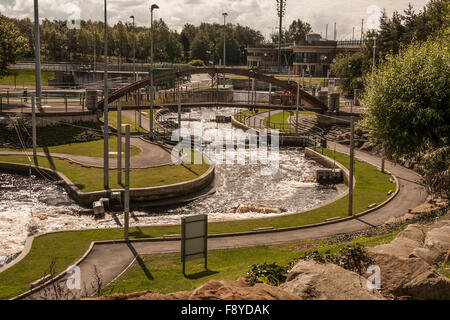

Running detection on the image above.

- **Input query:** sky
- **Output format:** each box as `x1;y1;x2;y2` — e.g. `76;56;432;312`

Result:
0;0;431;40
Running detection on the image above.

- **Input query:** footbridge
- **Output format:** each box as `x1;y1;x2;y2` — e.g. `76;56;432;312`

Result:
96;67;327;113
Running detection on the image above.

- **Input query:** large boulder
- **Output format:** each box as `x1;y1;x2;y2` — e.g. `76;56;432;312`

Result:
280;260;385;300
367;220;450;299
98;278;301;300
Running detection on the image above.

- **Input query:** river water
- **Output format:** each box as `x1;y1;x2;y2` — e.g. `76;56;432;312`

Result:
0;107;343;267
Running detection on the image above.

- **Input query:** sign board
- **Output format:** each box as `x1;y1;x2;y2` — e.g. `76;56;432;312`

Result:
181;214;208;274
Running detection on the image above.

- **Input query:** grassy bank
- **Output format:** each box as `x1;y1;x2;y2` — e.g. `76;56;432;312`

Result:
102;232;398;296
264;111;315;133
0;153;209;192
0;148;393;299
1;137;141;159
0;70;55;87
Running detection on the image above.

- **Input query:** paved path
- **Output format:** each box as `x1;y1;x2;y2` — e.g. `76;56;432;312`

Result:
19;137;427;299
0;137;173;169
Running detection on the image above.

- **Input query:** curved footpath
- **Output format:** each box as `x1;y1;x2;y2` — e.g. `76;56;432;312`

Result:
0;137;173;169
11;137;427;299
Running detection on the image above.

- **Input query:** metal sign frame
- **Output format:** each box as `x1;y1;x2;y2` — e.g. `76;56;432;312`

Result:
181;214;208;275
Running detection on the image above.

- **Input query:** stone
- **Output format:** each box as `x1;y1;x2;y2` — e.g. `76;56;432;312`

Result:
99;198;110;209
234;205;286;214
97;278;301;300
280;260;385;300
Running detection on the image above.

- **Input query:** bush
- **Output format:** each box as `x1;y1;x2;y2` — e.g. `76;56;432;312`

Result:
246;262;288;287
188;59;205;67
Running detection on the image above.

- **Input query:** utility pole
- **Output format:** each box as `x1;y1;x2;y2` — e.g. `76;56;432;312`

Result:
268;82;272;127
124;124;130;240
130;16;136;82
117;102;122;185
295;82;299;133
177;78;181;138
31;94;37;158
325;24;328;40
334;22;337;41
33;0;42;108
222;13;228;66
372;36;377;74
93;32;97;72
277;0;286;74
104;0;109;189
348;116;355;216
361;19;364;42
149;4;159;140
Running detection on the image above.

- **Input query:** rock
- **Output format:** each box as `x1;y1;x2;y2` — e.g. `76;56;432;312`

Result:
401;270;450;300
234;205;286;214
360;142;373;151
98;278;301;300
280;260;385;300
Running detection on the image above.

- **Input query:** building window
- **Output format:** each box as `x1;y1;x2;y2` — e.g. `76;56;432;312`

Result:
295;52;317;63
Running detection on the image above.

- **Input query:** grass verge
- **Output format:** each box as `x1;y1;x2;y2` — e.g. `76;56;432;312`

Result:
0;70;55;86
101;232;398;296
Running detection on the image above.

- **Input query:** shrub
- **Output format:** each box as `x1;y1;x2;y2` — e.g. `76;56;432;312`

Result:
188;59;205;67
246;262;288;287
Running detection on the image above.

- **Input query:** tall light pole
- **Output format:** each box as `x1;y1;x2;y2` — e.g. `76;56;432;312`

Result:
130;15;136;82
276;0;286;74
104;0;109;189
372;35;377;74
33;0;41;108
222;12;228;66
149;3;159;140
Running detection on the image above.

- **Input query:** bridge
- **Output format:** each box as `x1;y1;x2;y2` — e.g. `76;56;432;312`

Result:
97;67;328;113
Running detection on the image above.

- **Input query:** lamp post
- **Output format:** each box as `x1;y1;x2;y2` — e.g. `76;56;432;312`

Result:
149;3;159;140
130;15;136;83
276;0;286;74
33;0;41;108
222;13;228;66
103;0;109;189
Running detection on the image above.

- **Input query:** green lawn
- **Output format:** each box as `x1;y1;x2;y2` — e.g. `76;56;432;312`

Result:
264;110;315;133
101;232;398;296
1;137;141;159
0;149;393;299
0;70;55;86
0;153;209;193
101;111;146;134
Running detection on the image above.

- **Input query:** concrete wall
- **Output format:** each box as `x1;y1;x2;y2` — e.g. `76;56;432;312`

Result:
0;161;215;207
304;147;350;186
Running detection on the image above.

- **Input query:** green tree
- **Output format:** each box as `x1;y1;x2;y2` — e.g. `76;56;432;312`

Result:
362;38;449;162
0;14;28;77
190;31;211;63
285;19;312;43
330;51;365;92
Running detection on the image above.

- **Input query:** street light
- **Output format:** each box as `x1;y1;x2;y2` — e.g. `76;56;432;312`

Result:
222;12;228;66
33;0;41;108
103;0;109;189
149;3;159;140
130;15;136;82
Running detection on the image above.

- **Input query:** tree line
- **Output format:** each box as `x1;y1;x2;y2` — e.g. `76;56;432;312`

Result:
330;0;449;92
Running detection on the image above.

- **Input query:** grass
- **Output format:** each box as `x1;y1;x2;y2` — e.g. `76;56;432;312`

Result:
441;260;450;279
0;153;209;193
101;111;146;134
264;110;315;133
0;70;55;86
1;136;141;159
101;232;399;296
0;148;393;299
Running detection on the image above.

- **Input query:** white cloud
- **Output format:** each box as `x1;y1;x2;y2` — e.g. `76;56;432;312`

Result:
1;0;430;40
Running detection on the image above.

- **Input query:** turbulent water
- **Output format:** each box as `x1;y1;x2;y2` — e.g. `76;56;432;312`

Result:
0;107;343;267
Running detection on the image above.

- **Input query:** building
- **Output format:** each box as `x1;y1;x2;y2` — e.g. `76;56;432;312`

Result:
246;33;362;76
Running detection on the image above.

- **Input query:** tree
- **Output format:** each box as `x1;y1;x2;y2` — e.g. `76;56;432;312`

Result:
190;31;211;63
285;19;312;43
362;37;449;162
330;51;365;92
180;23;197;60
216;35;240;65
0;14;28;77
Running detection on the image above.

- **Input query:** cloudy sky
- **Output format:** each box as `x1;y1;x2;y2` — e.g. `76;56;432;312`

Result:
1;0;430;40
